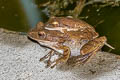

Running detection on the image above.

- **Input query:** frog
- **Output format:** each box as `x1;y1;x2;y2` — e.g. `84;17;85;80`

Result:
28;17;115;68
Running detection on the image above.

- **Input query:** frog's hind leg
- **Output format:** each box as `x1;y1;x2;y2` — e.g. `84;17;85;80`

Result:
80;52;96;63
70;52;93;66
50;46;71;68
74;36;107;65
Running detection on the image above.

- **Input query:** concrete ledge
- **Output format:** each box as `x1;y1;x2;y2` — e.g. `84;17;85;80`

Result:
0;29;120;80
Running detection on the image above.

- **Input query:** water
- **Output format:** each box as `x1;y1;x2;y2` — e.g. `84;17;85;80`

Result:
0;0;47;32
81;5;120;54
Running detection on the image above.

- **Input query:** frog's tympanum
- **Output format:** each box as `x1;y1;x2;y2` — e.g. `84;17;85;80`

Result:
28;17;114;68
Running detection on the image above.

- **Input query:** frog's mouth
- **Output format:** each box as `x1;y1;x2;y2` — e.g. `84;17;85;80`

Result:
38;40;57;46
27;32;62;51
32;38;64;54
27;31;39;40
28;33;57;45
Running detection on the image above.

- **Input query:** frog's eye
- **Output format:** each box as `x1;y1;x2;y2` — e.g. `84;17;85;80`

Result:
52;21;59;25
38;31;46;38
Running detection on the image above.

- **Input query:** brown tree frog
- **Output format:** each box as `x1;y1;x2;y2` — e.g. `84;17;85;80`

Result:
28;17;114;68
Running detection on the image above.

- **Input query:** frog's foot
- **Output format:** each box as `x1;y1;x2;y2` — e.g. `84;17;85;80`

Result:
50;46;71;68
71;52;94;66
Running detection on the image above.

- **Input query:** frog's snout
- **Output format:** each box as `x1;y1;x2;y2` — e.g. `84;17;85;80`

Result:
27;30;39;39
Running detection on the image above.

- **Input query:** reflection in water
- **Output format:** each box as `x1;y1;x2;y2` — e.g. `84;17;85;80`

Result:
20;0;42;28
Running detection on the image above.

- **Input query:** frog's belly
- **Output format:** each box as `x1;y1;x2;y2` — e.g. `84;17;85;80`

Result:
63;41;87;56
70;47;81;56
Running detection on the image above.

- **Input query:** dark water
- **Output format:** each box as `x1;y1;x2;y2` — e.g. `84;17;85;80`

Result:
0;1;120;54
81;5;120;54
0;0;47;32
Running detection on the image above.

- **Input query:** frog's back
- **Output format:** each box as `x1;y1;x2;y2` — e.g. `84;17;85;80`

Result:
48;17;99;38
48;17;94;29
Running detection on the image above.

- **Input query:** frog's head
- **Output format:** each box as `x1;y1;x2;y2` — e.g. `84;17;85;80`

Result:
27;21;45;42
28;25;65;47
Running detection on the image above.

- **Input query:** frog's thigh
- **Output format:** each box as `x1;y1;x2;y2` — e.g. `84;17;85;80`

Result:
51;46;70;68
80;37;106;63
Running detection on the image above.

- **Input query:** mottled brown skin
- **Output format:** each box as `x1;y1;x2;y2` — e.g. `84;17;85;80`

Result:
46;17;94;29
28;17;108;68
45;17;99;34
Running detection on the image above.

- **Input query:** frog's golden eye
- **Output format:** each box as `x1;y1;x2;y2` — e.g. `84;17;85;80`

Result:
52;21;59;25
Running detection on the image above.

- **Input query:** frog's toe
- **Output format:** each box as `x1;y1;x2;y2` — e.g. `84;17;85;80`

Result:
51;64;56;68
39;53;49;61
46;60;52;67
50;57;69;68
39;56;47;61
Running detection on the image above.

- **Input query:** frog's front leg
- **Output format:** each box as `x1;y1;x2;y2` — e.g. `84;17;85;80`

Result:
39;50;55;67
50;45;71;68
75;36;107;65
40;50;54;61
